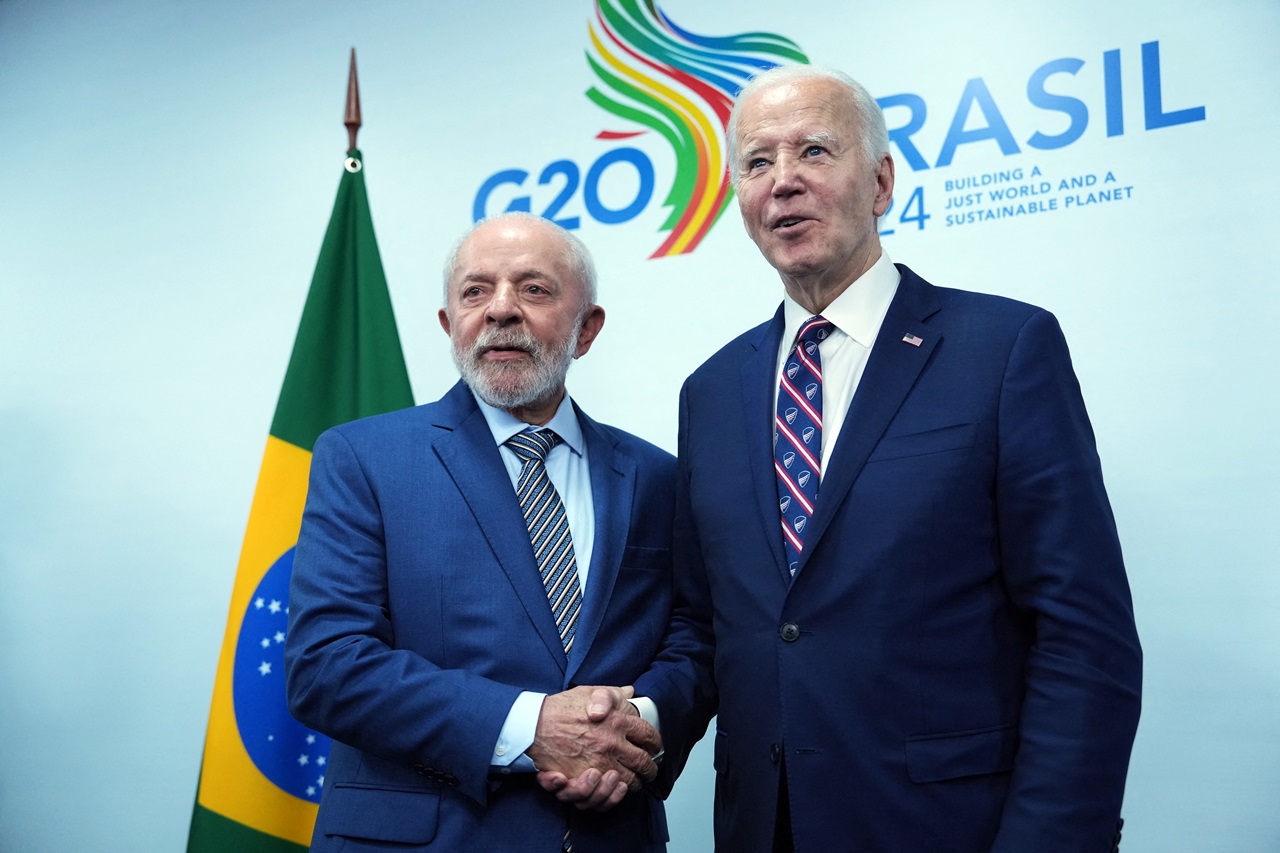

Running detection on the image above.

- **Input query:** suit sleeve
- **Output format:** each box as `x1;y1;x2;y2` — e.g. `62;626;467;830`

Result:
633;380;719;791
991;309;1142;850
284;427;523;807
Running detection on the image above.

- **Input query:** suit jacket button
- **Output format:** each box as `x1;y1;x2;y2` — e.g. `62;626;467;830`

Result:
780;622;800;642
770;743;782;764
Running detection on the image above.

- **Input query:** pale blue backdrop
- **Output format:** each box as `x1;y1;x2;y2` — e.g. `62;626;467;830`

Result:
2;1;1277;850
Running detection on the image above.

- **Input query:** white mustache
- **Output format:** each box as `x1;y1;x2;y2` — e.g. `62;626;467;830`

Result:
471;327;543;358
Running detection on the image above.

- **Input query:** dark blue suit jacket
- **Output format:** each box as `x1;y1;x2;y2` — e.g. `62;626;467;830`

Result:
637;265;1142;852
286;381;676;852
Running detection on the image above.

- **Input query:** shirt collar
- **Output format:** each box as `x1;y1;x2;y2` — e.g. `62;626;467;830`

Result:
473;390;586;457
781;250;901;349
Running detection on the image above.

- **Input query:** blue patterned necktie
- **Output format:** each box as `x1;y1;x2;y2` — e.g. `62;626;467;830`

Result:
775;315;834;576
506;429;582;655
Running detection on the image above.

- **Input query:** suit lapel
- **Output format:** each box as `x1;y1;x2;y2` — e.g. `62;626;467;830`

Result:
430;382;568;670
740;306;792;584
565;408;633;683
796;267;941;574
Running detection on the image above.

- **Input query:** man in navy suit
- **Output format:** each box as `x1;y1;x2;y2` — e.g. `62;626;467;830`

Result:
629;65;1143;851
286;212;675;851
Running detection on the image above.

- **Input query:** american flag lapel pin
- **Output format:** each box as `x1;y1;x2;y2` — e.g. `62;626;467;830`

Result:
902;332;924;347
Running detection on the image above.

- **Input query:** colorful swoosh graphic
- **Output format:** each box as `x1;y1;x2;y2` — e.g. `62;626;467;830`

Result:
586;0;808;257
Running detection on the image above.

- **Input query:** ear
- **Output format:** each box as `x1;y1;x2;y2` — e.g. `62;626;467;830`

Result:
438;308;452;336
872;153;895;218
572;305;607;358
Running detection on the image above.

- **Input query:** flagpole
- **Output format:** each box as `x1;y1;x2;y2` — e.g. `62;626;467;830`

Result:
345;48;362;154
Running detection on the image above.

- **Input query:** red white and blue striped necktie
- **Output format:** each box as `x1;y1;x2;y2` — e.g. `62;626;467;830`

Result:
775;315;833;576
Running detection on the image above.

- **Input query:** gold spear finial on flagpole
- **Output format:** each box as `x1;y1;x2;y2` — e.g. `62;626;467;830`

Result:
345;48;362;153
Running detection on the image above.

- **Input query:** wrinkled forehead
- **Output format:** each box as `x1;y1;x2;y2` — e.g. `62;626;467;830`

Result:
448;221;586;303
453;222;563;277
735;78;858;149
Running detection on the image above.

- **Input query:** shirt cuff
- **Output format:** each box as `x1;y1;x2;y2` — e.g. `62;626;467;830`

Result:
491;691;544;773
630;696;663;759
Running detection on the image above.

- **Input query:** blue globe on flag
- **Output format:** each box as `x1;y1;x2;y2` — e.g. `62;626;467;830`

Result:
232;546;333;800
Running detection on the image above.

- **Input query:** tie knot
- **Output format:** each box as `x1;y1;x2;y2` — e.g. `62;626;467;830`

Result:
795;315;833;350
506;429;561;463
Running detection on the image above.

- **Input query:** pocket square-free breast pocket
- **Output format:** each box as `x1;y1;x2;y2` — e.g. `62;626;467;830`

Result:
621;544;670;572
867;422;978;463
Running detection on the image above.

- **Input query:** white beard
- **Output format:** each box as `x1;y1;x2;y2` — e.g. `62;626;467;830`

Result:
452;322;580;411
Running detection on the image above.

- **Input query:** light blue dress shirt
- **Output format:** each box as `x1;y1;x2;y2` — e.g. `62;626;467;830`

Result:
473;392;595;773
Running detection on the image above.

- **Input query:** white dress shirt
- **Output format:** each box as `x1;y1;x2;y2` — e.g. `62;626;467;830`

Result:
775;251;901;479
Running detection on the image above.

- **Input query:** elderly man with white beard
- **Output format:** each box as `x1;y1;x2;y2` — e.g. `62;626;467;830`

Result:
286;212;678;852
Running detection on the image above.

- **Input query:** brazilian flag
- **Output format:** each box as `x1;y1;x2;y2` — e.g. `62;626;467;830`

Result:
187;149;414;851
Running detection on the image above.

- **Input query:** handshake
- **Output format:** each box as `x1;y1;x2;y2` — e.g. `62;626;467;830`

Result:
527;685;662;812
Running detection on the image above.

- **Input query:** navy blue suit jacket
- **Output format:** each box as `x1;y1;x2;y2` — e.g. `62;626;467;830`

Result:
286;381;676;852
637;265;1142;852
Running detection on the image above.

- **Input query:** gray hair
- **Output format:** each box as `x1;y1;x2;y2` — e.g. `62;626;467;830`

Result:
727;65;890;185
441;212;598;315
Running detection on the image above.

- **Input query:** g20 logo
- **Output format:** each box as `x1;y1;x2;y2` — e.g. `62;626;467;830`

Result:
467;1;807;259
472;147;654;231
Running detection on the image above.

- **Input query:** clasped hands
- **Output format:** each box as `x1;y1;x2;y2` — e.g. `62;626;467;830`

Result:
525;685;661;812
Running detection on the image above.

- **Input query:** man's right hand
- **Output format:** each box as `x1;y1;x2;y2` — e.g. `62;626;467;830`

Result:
526;685;661;811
